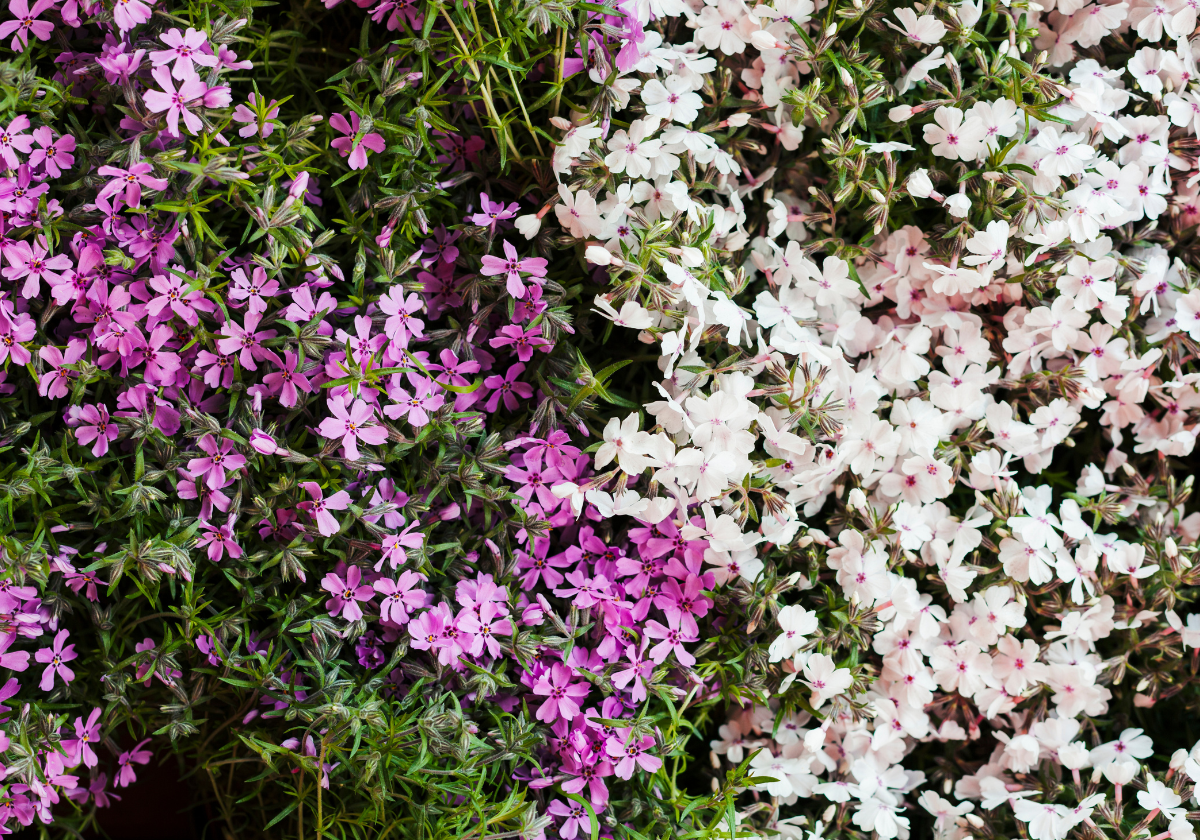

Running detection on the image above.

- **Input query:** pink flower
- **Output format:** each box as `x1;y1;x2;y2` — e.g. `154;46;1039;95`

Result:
484;363;534;412
0;0;55;53
299;481;352;537
63;708;102;768
216;310;277;370
470;192;520;227
643;613;698;667
187;435;247;489
232;93;281;138
112;0;155;33
96;162;169;208
249;429;281;455
142;65;207;136
0;631;29;671
137;324;182;384
373;569;427;623
263;350;313;408
116;739;152;788
317;396;389;460
196;522;242;562
28;127;75;178
480;240;548;298
605;731;662;779
34;628;77;691
74;403;119;456
3;237;73;299
229;265;280;313
532;663;590;723
612;642;654;703
38;341;85;398
330;112;386;170
384;374;444;427
378;520;425;570
0;309;34;365
148;27;217;79
321;564;375;620
378;287;425;348
489;324;551;363
0;115;32;169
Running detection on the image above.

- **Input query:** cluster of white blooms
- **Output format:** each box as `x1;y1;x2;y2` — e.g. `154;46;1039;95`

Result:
520;0;1200;836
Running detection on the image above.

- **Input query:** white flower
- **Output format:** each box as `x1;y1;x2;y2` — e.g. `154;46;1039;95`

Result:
802;652;854;707
604;118;663;178
595;413;648;475
769;604;818;661
642;75;704;124
1033;126;1095;178
962;219;1010;273
887;7;947;43
923;106;985;161
554;185;603;237
695;0;751;54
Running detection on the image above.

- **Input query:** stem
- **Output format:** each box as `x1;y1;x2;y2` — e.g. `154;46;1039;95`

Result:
316;738;326;840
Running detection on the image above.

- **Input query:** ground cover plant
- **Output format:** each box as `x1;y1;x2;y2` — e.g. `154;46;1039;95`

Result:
2;0;1200;836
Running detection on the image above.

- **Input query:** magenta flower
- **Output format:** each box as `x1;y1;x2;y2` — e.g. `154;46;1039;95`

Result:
263;350;313;408
0;631;29;671
457;601;512;658
187;435;247;489
196;522;242;562
373;569;427;624
480;240;548;298
378;287;425;348
606;732;662;780
3;237;73;299
63;708;102;768
38;341;84;399
489;324;551;363
378;519;425;570
532;663;590;723
74;403;119;457
217;311;277;371
484;363;534;412
384;374;445;428
548;799;591;840
194;348;236;389
148;27;217;79
138;324;182;384
112;0;155;32
34;628;77;691
116;738;152;788
612;642;654;703
0;309;34;365
232;93;281;138
146;271;211;326
97;162;169;208
249;429;280;455
229;265;280;314
317;396;389;460
0;0;55;53
653;574;712;637
299;481;352;537
28;127;75;178
335;315;387;365
330;112;386;170
142;65;207;137
469;192;520;227
643;613;698;667
0;115;31;169
96;44;146;85
321;564;375;621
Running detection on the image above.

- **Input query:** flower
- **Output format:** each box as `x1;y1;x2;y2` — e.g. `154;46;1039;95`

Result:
321;565;375;621
299;481;353;537
330;112;386;170
74;404;119;457
196;522;242;562
142;65;208;136
34;628;77;691
187;435;247;489
317;396;389;460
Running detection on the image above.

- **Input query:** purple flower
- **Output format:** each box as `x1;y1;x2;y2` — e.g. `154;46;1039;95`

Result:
63;708;102;768
469;192;520;227
187;434;247;489
34;628;77;691
148;27;217;79
0;309;34;365
28;127;75;178
480;240;548;299
3;236;73;299
263;350;314;408
229;265;280;314
116;738;152;787
321;564;375;621
374;570;427;624
74;403;119;457
216;310;277;370
483;363;534;412
548;799;591;840
232;93;281;138
384;374;444;428
605;731;662;780
489;324;551;362
0;0;55;53
0;115;32;169
97;162;169;208
143;65;207;137
532;663;590;723
112;0;155;32
330;112;386;170
196;522;242;562
317;395;389;460
299;481;352;537
643;613;698;667
612;642;654;703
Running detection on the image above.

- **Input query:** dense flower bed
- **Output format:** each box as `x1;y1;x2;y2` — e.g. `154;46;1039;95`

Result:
0;0;1199;836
